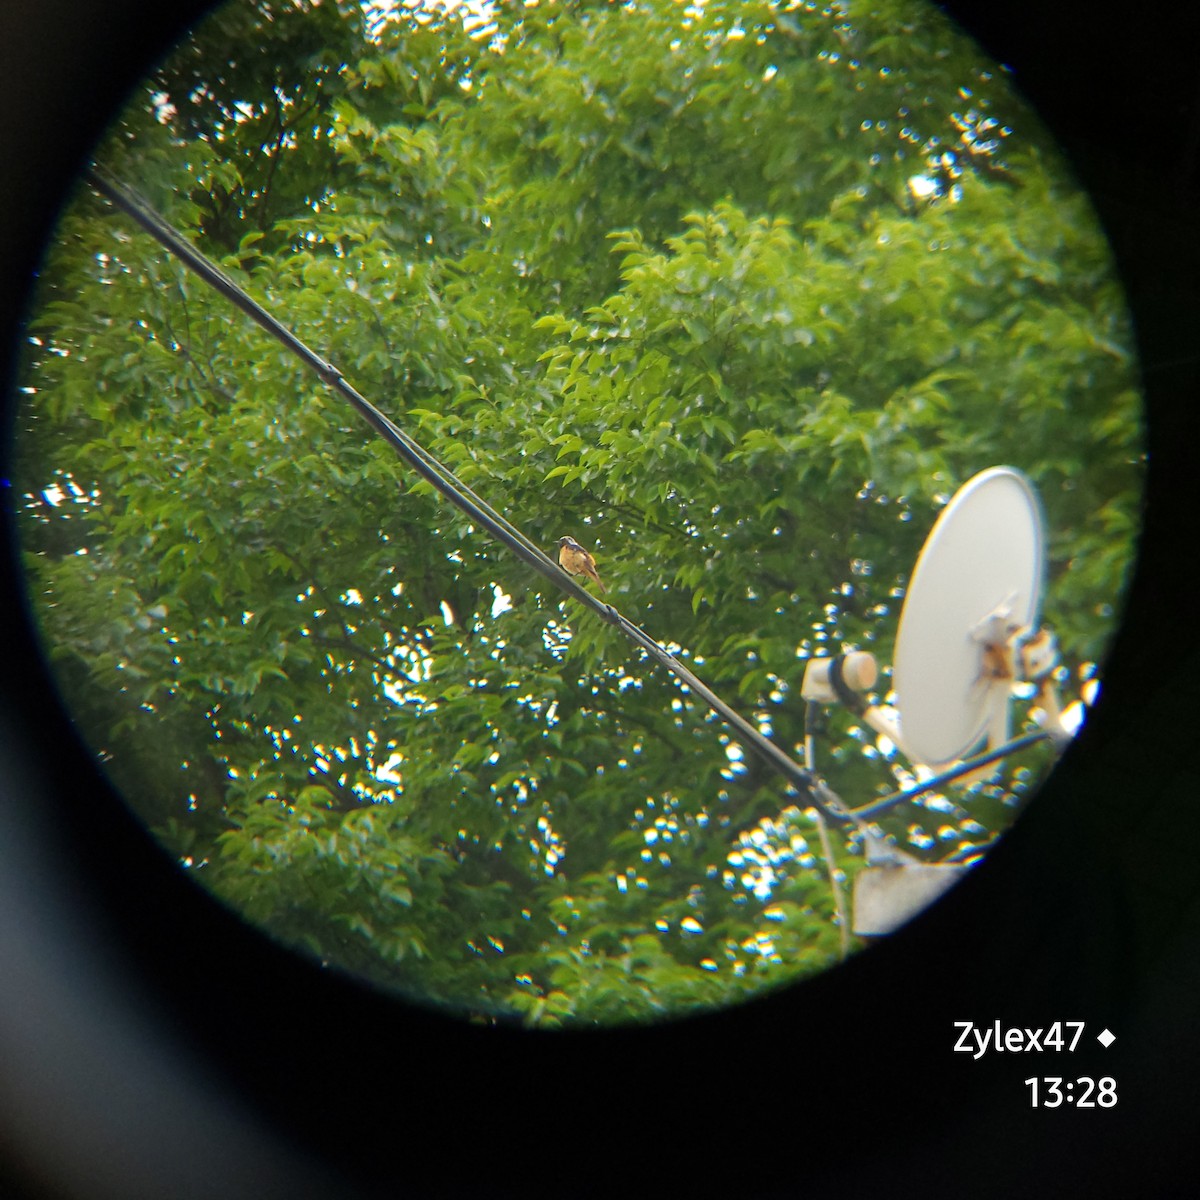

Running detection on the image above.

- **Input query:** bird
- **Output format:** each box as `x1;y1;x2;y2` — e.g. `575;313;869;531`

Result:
555;535;606;592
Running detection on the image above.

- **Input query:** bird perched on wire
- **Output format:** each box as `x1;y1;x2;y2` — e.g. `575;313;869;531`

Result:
555;535;606;592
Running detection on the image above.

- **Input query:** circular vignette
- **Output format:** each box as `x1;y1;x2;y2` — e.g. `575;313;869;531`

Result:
2;1;1196;1198
9;0;1144;1025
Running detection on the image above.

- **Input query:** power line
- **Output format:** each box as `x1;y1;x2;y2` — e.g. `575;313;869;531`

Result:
849;729;1051;821
84;164;851;823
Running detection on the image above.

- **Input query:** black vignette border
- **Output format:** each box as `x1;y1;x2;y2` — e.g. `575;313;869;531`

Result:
1;1;1198;1198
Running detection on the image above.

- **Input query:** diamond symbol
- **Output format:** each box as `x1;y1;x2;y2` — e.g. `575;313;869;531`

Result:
1097;1028;1116;1048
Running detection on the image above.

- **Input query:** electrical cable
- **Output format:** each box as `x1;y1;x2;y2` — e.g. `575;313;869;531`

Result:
848;728;1051;821
83;165;849;822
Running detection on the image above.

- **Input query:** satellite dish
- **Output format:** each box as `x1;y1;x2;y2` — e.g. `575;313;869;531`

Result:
893;468;1045;768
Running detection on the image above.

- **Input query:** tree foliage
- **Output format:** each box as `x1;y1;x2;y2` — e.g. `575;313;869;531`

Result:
14;0;1141;1024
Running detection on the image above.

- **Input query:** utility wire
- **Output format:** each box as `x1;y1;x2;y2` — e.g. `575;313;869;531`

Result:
849;728;1051;821
84;165;851;823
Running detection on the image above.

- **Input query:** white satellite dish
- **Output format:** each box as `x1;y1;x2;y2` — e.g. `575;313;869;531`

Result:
892;468;1045;768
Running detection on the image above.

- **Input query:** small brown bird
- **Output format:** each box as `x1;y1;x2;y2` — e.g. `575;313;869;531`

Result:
555;535;606;592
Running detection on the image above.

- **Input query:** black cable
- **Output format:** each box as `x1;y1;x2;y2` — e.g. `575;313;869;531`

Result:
83;165;848;822
849;728;1051;821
